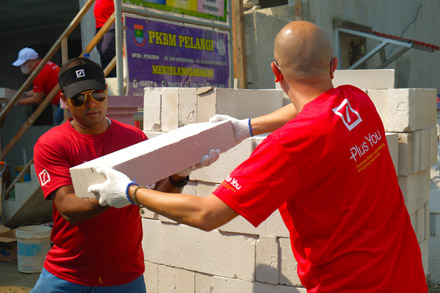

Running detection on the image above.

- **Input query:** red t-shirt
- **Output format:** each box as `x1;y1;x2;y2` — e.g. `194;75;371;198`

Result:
33;60;61;105
34;118;147;286
94;0;115;29
214;85;427;292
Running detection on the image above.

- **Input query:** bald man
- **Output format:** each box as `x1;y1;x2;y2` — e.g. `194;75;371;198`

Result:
90;21;427;292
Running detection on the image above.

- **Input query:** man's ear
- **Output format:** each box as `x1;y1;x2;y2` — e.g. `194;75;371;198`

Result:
271;62;282;83
60;92;69;109
330;57;338;79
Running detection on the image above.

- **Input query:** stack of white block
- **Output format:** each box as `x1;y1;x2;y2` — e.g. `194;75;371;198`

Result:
367;88;437;280
140;83;435;292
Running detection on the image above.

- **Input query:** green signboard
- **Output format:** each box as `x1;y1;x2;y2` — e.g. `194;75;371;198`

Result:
123;0;228;22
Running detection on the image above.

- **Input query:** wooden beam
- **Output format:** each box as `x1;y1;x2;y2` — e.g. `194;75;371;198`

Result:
61;37;69;65
294;0;302;19
231;0;247;89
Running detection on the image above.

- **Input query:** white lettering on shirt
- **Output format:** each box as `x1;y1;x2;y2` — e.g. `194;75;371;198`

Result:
225;175;242;190
349;130;382;162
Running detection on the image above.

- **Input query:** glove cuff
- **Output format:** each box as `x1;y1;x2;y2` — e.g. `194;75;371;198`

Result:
126;180;139;204
235;118;253;143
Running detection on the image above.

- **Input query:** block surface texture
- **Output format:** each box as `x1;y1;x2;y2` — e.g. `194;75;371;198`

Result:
70;121;235;198
333;69;395;89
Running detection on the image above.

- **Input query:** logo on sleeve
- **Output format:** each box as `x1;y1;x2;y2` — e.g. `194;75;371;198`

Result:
38;169;51;186
332;99;362;131
224;175;242;191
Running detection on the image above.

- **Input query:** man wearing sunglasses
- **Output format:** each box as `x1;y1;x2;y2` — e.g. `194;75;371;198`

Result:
90;21;427;292
31;57;218;292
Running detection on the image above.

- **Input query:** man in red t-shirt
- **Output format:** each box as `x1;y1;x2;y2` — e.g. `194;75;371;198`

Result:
32;57;218;292
90;21;427;292
12;47;63;124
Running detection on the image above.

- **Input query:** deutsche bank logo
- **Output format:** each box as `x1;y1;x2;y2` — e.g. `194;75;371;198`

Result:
332;99;362;131
39;169;51;186
75;69;85;78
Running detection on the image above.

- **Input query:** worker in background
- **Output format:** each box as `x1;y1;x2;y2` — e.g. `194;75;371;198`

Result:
94;0;116;77
12;47;63;125
30;57;218;292
89;21;428;292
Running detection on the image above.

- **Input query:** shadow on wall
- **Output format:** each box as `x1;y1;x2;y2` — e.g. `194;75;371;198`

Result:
252;264;305;292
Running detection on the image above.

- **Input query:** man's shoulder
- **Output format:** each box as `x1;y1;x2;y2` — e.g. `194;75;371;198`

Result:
37;123;69;144
110;119;144;133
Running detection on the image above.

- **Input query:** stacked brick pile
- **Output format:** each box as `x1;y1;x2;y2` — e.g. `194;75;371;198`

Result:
367;88;437;278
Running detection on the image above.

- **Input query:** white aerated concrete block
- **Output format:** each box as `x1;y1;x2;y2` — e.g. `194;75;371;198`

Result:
191;137;254;183
161;88;198;131
333;69;395;89
256;236;279;285
157;265;177;292
399;169;430;216
195;273;215;292
197;87;284;122
218;215;266;235
217;210;289;237
176;269;195;293
386;133;399;174
144;261;159;293
368;89;437;132
70;121;235;198
279;237;302;286
143;88;162;131
265;211;290;237
213;276;307;293
398;127;437;176
153;265;195;293
412;203;429;244
142;219;257;281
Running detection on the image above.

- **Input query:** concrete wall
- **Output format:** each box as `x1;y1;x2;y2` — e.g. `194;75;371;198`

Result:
140;70;436;290
244;1;440;92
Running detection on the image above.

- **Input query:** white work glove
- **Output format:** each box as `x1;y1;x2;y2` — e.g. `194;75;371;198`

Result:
88;167;134;208
209;114;252;144
176;149;220;177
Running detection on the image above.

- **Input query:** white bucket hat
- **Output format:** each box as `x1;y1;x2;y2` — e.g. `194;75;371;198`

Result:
12;47;38;66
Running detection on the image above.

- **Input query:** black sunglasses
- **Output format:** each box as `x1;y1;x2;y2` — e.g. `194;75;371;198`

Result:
68;89;107;107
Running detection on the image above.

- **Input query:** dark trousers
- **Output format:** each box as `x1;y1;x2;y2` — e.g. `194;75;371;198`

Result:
96;24;116;77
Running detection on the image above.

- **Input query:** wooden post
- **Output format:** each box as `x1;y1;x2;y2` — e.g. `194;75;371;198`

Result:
61;37;69;65
294;0;302;19
231;0;247;89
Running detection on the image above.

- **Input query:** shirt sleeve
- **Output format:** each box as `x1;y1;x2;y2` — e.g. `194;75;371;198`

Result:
213;135;300;227
34;136;73;198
